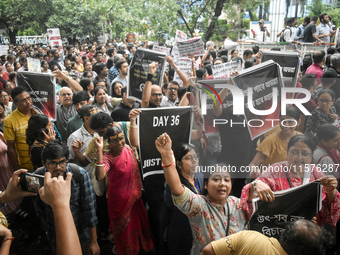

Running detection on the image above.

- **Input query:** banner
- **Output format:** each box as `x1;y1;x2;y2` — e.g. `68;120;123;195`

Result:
231;60;284;140
47;28;63;51
175;30;188;42
127;34;136;43
27;58;41;73
138;107;192;178
152;45;171;56
16;72;56;120
173;58;192;86
261;51;300;98
249;180;322;239
212;62;241;79
127;48;166;102
0;45;9;55
176;37;205;58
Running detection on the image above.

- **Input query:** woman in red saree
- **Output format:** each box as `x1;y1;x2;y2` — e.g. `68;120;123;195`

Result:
95;126;154;255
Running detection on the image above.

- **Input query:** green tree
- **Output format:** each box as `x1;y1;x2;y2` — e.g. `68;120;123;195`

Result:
0;0;53;43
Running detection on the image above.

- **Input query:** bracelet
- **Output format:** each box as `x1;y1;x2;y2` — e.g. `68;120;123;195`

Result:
95;164;104;167
161;160;175;168
65;77;70;82
131;125;138;129
2;237;14;243
161;155;175;168
251;180;257;195
147;73;154;82
175;67;180;72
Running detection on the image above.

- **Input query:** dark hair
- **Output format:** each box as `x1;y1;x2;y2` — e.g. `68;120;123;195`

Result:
318;88;335;101
281;105;301;121
311;16;319;23
300;73;316;90
209;50;216;59
218;49;228;56
79;78;92;91
106;126;123;143
174;144;196;173
169;80;180;88
286;17;296;26
252;46;260;54
90;112;113;130
79;104;96;120
231;49;238;55
304;17;311;24
312;50;326;64
220;55;229;63
302;53;313;74
316;124;340;142
11;87;28;102
327;47;336;55
121;86;127;96
106;58;114;70
287;135;316;152
73;90;89;105
279;220;330;255
95;51;103;58
26;114;50;145
42;140;69;162
92;62;106;75
116;60;127;71
111;81;123;98
319;13;328;23
213;57;224;64
243;49;253;57
321;70;337;86
0;90;8;96
245;59;254;69
93;86;106;104
196;68;208;79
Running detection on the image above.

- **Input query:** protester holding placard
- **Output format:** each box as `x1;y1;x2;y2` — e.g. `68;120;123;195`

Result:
241;135;340;227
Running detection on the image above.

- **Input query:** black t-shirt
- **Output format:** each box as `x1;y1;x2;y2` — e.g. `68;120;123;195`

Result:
111;101;140;122
303;23;316;42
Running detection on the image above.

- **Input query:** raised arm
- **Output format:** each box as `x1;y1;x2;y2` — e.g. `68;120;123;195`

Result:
53;70;83;91
39;172;82;255
94;136;106;181
141;62;158;108
71;140;90;167
129;109;141;148
155;133;184;196
165;56;189;87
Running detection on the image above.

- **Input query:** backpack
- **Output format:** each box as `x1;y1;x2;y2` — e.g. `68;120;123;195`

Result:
280;27;292;42
35;163;82;185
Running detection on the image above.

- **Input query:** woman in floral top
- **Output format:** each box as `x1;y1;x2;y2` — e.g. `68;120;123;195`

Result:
156;133;247;255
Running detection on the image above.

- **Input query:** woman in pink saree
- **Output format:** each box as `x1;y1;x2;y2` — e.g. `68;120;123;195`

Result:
95;126;154;255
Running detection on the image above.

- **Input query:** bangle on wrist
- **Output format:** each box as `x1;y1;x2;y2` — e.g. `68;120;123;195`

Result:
251;180;257;195
175;67;180;72
131;125;138;129
147;73;154;82
95;163;104;167
2;237;14;243
161;155;175;168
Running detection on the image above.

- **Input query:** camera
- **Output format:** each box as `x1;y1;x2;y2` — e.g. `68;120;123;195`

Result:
19;173;44;193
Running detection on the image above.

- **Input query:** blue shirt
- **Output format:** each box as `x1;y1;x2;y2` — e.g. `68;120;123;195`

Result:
34;164;98;252
108;66;119;83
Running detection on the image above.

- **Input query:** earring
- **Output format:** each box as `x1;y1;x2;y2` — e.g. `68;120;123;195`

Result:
109;145;112;149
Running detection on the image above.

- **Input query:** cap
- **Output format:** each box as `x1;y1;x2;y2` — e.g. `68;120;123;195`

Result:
259;19;265;24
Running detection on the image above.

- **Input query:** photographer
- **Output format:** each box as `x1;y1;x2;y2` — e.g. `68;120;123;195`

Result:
253;19;270;42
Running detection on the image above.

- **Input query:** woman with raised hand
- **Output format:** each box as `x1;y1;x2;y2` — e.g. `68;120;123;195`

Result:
95;126;154;255
155;133;247;255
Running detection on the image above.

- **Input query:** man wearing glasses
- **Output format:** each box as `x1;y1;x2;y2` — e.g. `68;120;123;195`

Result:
34;140;100;255
56;87;77;141
160;81;180;107
3;87;38;171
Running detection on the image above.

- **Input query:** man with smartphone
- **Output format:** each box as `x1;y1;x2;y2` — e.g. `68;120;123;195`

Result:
34;140;100;255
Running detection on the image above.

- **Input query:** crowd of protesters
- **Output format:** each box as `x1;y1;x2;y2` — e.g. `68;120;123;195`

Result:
0;13;339;255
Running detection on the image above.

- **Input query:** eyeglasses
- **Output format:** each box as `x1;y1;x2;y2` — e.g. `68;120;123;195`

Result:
0;95;8;98
46;160;67;169
289;150;312;159
151;93;162;97
168;87;178;91
319;99;332;104
183;155;199;162
61;93;72;97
